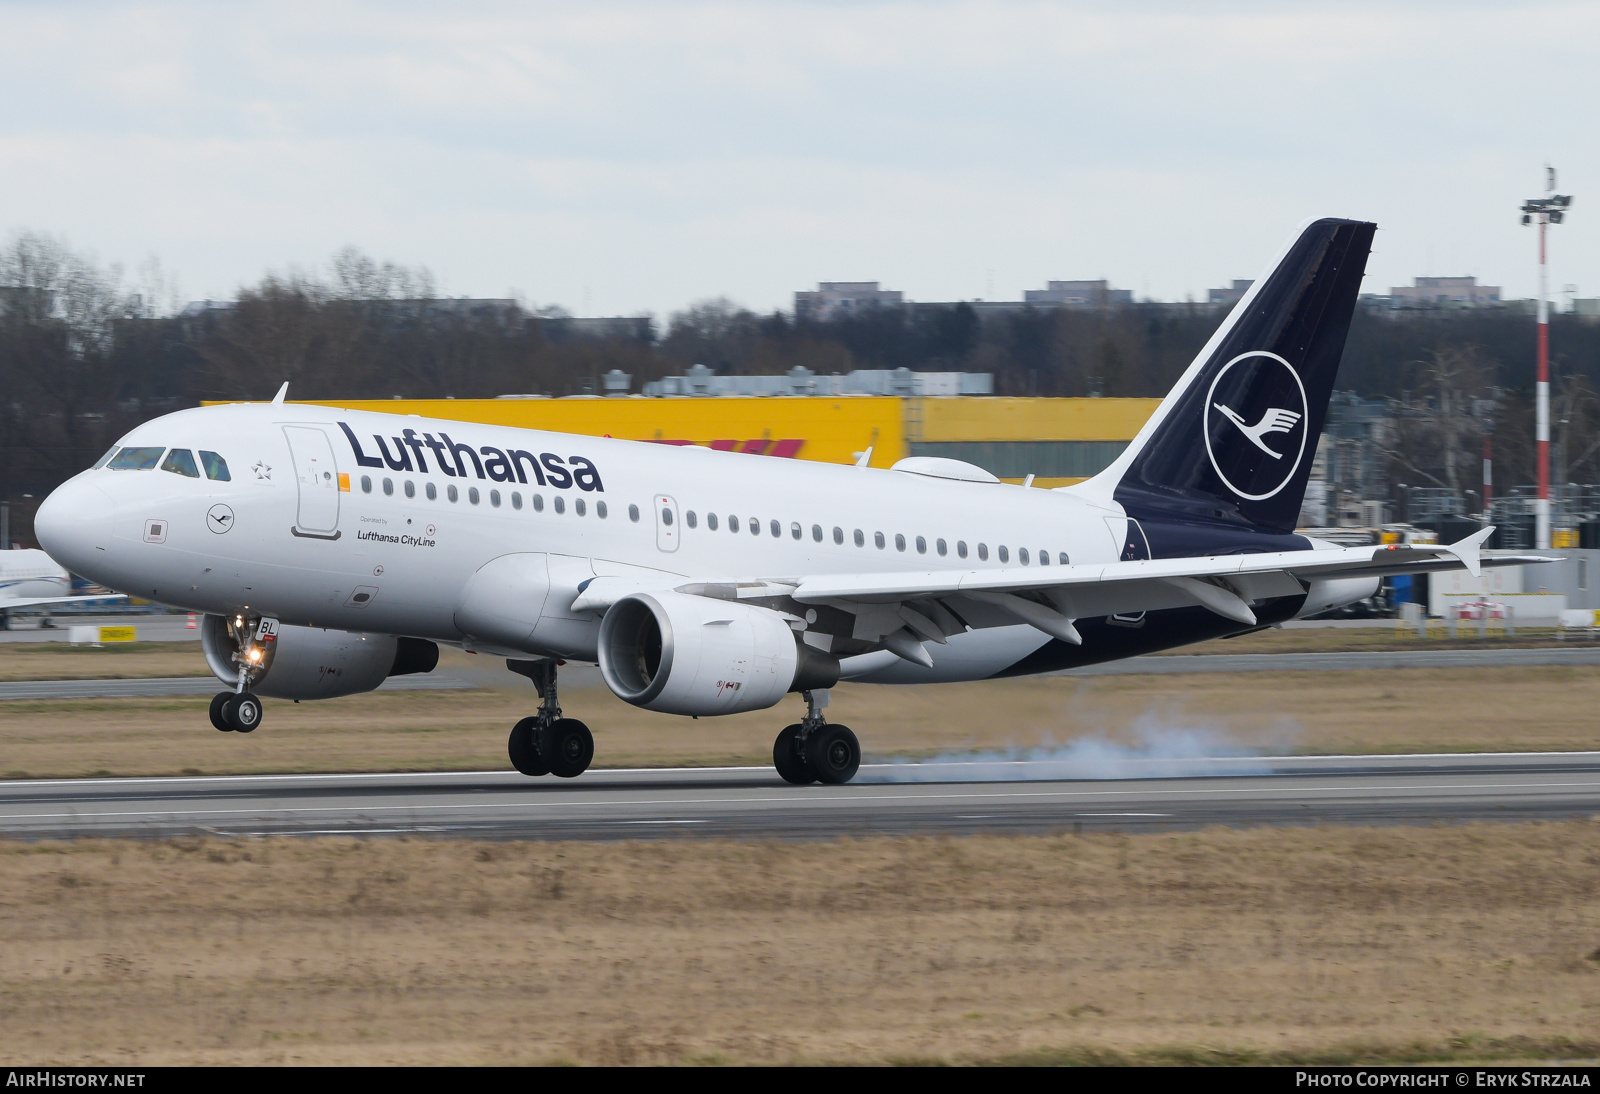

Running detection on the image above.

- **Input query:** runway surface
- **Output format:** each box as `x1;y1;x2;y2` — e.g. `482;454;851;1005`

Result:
3;752;1597;841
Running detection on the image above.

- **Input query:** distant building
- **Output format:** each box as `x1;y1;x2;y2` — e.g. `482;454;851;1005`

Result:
1389;277;1501;308
642;364;992;398
1023;280;1132;307
541;315;654;342
1574;298;1600;320
794;282;904;323
1208;280;1253;306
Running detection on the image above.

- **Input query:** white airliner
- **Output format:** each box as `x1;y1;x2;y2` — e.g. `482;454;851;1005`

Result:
0;548;126;626
32;219;1543;784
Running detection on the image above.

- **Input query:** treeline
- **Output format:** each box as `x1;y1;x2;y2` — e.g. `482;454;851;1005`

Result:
4;231;1600;543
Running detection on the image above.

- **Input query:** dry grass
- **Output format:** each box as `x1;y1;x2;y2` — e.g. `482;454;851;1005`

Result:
3;823;1599;1065
3;662;1600;779
0;643;209;681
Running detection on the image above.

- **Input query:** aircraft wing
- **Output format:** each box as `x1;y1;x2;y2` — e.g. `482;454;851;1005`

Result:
561;528;1550;664
792;528;1537;604
0;593;130;611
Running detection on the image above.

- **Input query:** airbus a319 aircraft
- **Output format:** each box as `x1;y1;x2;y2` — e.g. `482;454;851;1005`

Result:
33;219;1540;785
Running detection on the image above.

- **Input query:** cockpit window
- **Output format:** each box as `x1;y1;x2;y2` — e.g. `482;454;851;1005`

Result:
199;451;231;481
108;447;165;470
92;446;118;470
160;449;200;478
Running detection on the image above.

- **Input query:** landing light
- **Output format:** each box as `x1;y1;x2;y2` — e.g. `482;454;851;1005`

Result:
247;648;262;663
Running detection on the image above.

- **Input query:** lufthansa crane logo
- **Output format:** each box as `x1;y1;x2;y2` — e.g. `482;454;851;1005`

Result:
1202;351;1308;501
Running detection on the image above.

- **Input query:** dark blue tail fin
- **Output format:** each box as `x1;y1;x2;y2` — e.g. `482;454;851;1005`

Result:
1088;217;1375;533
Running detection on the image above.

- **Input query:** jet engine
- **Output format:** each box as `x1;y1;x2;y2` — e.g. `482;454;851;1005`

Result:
597;591;839;716
200;614;439;700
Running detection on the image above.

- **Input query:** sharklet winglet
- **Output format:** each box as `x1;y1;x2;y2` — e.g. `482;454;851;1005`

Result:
1443;526;1494;579
271;382;289;406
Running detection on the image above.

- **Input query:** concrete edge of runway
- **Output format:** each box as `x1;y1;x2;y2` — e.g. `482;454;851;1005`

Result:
5;749;1599;791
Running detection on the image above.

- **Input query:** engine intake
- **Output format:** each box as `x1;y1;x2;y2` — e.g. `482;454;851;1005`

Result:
598;592;838;716
201;614;438;700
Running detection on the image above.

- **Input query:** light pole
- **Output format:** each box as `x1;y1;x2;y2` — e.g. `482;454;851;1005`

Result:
1521;167;1573;549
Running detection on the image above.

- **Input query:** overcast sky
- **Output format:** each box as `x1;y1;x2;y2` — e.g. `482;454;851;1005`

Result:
2;0;1597;318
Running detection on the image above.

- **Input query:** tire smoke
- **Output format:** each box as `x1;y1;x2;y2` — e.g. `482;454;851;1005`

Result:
862;713;1293;783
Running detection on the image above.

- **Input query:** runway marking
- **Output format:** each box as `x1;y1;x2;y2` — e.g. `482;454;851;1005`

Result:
4;779;1600;825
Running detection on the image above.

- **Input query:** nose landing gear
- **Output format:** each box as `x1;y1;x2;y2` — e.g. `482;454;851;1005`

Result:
506;659;593;779
209;690;262;733
206;613;273;734
774;690;860;785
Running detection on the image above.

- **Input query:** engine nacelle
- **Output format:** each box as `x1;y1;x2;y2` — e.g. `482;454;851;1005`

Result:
201;614;438;700
1295;576;1381;619
597;591;839;716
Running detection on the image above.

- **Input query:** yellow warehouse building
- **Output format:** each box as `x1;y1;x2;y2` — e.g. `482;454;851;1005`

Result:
284;396;1161;488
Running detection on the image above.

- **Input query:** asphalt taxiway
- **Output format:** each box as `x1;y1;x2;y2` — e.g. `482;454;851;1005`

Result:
2;752;1597;841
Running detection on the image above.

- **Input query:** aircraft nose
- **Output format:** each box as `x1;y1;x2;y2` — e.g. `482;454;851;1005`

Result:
34;478;115;574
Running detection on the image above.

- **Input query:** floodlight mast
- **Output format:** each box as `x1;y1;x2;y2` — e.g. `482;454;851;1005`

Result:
1520;166;1574;550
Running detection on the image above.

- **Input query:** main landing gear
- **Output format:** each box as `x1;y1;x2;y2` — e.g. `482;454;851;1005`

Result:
209;690;262;733
774;689;860;786
506;659;594;779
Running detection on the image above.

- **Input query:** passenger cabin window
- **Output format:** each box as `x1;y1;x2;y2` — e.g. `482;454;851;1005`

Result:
708;512;719;531
749;517;760;535
1059;552;1070;565
597;500;608;519
729;515;739;533
770;519;781;538
426;482;438;501
554;496;565;514
1018;548;1029;565
405;481;416;499
108;446;164;470
895;534;906;552
791;522;802;540
977;543;988;561
998;546;1009;563
511;491;522;510
628;503;639;522
490;489;501;508
1039;549;1049;566
575;498;585;516
874;531;885;549
534;494;545;512
686;510;697;528
957;541;968;559
447;484;459;503
853;529;865;547
936;538;947;557
361;475;373;494
833;526;844;545
384;478;395;496
813;524;823;542
468;487;479;505
199;451;230;481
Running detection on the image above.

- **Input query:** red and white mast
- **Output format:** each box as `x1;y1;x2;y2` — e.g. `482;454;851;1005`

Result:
1521;167;1572;550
